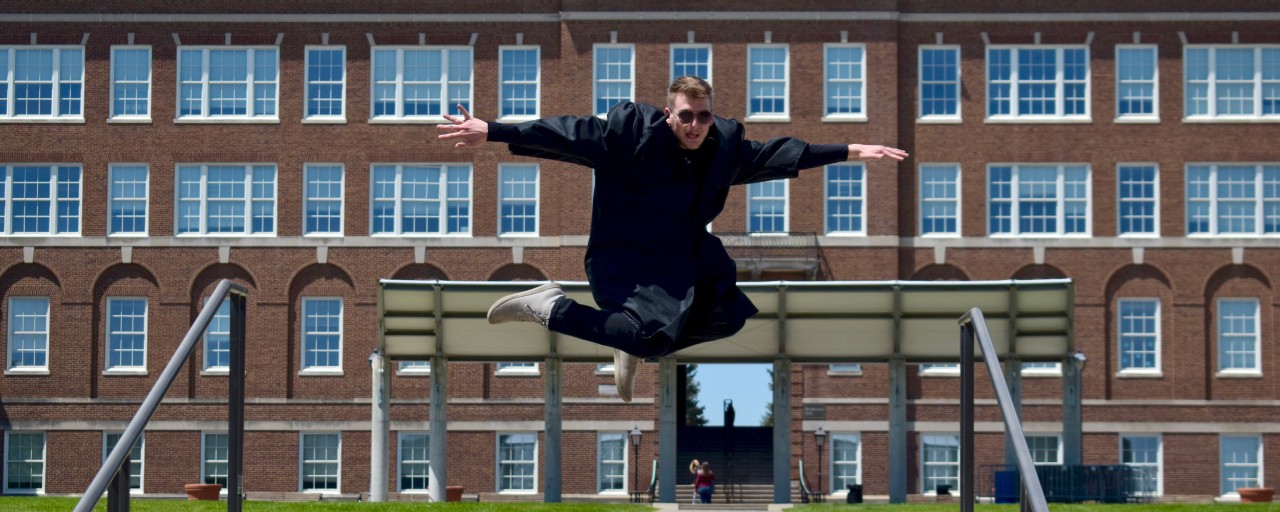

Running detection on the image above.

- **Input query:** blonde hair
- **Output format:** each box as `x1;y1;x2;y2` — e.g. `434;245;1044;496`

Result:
668;76;713;108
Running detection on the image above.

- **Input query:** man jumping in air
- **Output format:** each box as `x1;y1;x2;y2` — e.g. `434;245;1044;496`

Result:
438;76;907;402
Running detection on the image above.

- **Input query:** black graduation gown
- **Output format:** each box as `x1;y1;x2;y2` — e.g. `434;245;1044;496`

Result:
489;102;846;345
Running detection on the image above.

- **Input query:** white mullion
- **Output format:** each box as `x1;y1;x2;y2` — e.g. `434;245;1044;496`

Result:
393;165;404;234
245;50;255;117
201;49;210;119
2;166;9;235
440;49;449;119
241;164;252;234
50;49;61;117
199;165;209;235
1010;49;1020;117
1255;49;1264;119
1209;165;1219;234
4;49;11;116
1056;165;1067;236
395;50;404;119
1054;48;1064;117
1255;164;1265;235
1010;166;1021;235
47;166;58;235
1208;49;1217;117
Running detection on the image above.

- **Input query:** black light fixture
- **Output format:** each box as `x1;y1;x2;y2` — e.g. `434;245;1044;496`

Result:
1072;350;1087;372
813;427;828;503
629;426;642;502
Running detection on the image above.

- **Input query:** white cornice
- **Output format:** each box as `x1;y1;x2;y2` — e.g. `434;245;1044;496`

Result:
2;12;1279;24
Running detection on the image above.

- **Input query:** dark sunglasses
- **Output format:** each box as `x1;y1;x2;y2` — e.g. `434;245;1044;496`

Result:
675;109;713;124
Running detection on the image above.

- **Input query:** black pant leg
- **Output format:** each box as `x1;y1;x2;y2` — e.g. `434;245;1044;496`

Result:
546;297;672;358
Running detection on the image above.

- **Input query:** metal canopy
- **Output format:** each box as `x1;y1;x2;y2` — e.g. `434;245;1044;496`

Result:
377;278;1073;363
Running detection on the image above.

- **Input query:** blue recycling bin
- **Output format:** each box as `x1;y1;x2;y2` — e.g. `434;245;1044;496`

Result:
994;470;1020;504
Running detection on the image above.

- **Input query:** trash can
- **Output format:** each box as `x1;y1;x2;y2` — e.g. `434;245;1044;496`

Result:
846;484;863;504
994;471;1019;504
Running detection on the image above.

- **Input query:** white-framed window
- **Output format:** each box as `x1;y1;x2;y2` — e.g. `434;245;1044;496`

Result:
304;164;344;235
103;432;144;492
398;360;431;374
598;432;627;493
748;179;788;233
1186;164;1280;236
1118;299;1160;374
825;164;865;235
1185;46;1280;121
497;433;537;492
301;298;342;373
1120;434;1162;496
831;432;861;493
398;432;430;492
1218;298;1260;374
0;46;83;120
110;46;151;120
1117;164;1159;236
824;44;866;121
175;164;277;236
593;44;634;117
920;164;961;236
988;164;1091;237
201;432;228;487
1;164;82;236
370;164;471;236
1026;435;1061;465
7;297;49;373
828;363;862;375
202;298;230;373
109;164;149;236
986;46;1090;121
499;163;539;236
921;434;959;494
920;363;959;376
747;45;789;120
1116;45;1158;121
919;46;961;121
177;47;278;120
371;46;472;121
1022;362;1062;376
300;432;341;493
499;46;540;120
304;46;346;121
670;44;712;83
595;363;614;374
106;297;147;373
496;362;539;375
1221;434;1262;496
4;432;45;494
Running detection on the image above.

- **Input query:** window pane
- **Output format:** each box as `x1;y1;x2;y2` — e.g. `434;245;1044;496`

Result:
748;47;787;116
8;298;50;369
104;433;144;490
203;299;230;370
498;433;537;491
303;299;342;370
1221;436;1261;494
748;180;787;233
598;433;626;492
5;433;45;492
110;165;149;234
1118;300;1159;371
203;433;228;486
107;298;147;370
1218;299;1258;371
301;433;341;491
399;433;430;491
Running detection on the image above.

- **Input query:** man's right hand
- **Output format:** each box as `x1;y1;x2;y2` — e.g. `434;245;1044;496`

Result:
437;104;488;148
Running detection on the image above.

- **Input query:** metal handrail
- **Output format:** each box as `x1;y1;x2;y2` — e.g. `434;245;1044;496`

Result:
74;279;248;512
797;459;813;503
959;308;1049;512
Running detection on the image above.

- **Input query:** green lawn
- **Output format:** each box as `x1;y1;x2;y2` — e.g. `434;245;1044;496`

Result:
9;497;1280;512
0;498;653;512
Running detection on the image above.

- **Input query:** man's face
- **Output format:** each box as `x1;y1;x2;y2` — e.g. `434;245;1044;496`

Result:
665;93;713;150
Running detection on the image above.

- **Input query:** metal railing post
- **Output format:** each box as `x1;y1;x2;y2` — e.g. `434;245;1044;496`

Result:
228;290;247;511
961;323;975;512
959;308;1049;512
74;280;247;512
107;460;129;512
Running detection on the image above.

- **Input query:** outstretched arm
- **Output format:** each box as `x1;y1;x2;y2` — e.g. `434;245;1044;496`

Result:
733;139;910;186
435;105;488;148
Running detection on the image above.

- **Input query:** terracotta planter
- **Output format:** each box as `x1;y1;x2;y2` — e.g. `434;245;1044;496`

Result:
445;485;465;502
1238;487;1275;503
184;483;223;501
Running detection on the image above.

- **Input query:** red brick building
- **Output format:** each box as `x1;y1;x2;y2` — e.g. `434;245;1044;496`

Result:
1;0;1278;503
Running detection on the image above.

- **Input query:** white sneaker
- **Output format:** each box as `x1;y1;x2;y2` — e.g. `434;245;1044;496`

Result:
614;349;641;402
486;283;564;327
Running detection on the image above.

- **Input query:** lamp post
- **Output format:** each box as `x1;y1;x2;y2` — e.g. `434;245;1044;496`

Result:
813;427;828;503
629;426;643;503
